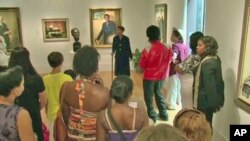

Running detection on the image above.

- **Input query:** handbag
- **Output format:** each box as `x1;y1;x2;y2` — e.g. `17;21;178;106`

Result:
42;123;49;141
53;82;69;141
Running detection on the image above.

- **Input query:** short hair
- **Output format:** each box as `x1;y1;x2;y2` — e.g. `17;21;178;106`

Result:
9;47;38;77
117;26;125;32
110;75;133;103
73;45;100;77
199;36;218;56
174;108;212;141
135;124;187;141
0;66;23;97
172;27;184;43
104;14;110;18
64;69;77;80
47;52;64;68
146;25;160;42
190;32;204;54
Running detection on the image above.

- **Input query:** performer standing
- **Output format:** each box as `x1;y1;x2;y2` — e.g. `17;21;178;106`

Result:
112;26;132;76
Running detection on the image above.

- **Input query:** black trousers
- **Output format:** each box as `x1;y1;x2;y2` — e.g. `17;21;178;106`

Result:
143;79;168;122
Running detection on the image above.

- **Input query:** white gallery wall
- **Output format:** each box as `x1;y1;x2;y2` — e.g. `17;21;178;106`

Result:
0;0;155;73
205;0;248;141
0;0;186;73
154;0;187;44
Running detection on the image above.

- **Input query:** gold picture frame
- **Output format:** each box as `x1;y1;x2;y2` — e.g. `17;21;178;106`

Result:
236;0;250;113
42;18;70;42
89;8;121;48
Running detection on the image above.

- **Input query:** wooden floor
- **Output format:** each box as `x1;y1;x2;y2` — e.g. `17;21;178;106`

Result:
98;71;194;125
42;71;194;126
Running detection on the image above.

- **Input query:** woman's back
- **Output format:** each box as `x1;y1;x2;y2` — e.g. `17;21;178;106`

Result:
61;78;110;141
0;104;21;141
97;102;148;141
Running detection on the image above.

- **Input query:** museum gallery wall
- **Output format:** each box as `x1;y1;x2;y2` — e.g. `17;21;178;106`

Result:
0;0;185;73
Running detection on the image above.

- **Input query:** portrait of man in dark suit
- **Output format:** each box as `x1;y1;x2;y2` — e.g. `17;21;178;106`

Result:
95;14;116;45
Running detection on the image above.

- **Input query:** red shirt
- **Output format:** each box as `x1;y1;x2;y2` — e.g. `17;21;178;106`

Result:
139;40;173;80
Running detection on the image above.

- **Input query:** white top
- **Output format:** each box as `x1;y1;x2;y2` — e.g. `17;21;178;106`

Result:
0;50;9;66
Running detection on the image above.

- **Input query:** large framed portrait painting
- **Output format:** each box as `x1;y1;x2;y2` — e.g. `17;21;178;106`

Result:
155;4;167;43
236;0;250;113
90;8;121;48
0;7;22;52
42;18;69;42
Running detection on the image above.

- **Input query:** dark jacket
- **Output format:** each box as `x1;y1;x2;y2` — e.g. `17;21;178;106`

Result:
193;56;224;112
112;35;132;76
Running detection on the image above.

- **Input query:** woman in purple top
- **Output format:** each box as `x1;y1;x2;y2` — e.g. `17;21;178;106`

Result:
165;28;189;110
96;76;149;141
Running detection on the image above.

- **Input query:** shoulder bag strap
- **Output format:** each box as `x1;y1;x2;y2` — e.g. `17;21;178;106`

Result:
107;108;127;141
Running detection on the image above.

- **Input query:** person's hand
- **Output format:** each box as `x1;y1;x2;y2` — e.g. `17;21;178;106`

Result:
95;39;99;44
90;73;104;86
173;59;179;64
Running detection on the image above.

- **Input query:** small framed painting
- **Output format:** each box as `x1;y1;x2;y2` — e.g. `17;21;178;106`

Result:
42;18;70;42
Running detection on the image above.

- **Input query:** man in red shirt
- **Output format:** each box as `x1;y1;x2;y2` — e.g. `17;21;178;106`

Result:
140;25;173;123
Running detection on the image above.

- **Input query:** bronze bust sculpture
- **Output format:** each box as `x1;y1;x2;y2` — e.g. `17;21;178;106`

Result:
71;28;81;52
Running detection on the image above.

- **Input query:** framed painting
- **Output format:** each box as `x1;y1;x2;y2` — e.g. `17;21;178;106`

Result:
90;8;121;48
236;0;250;113
42;18;69;42
0;7;22;52
155;4;167;43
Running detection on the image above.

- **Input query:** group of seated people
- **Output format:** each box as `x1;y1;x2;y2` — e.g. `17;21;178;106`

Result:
0;45;212;141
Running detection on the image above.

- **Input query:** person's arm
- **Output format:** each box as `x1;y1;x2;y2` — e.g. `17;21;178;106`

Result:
127;37;133;59
111;21;116;34
96;111;108;141
140;106;149;128
36;75;47;110
39;90;47;110
17;109;36;141
96;23;105;41
139;49;148;69
3;23;11;35
112;36;116;55
172;44;179;64
175;65;185;74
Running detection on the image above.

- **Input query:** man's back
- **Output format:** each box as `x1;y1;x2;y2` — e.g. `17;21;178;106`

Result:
140;40;173;80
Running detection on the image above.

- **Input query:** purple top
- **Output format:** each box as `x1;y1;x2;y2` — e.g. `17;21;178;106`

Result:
105;108;139;141
169;42;189;76
107;131;138;141
0;104;22;141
